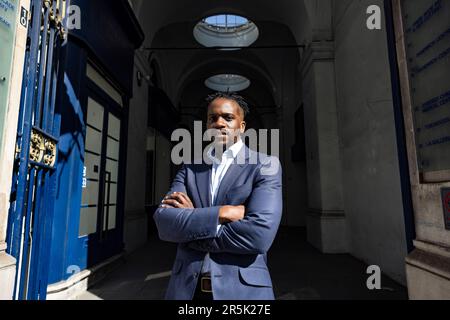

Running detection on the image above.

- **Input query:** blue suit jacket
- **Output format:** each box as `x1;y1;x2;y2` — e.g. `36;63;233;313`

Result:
153;146;283;300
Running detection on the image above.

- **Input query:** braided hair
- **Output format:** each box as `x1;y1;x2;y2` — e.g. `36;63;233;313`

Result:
206;92;250;119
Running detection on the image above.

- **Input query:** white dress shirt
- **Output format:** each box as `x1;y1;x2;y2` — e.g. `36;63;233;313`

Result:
201;139;244;275
207;139;245;206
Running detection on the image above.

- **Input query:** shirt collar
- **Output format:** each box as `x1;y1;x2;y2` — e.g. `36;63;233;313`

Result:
207;139;244;164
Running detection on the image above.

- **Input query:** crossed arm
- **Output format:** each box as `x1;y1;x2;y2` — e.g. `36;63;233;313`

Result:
153;159;282;255
160;192;245;225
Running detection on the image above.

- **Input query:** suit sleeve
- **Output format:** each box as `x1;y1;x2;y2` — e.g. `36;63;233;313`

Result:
153;165;221;244
188;157;282;255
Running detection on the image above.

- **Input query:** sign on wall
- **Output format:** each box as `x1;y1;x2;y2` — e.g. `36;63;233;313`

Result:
401;0;450;182
0;0;19;151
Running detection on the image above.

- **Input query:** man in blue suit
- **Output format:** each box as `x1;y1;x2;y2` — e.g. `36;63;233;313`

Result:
154;92;282;300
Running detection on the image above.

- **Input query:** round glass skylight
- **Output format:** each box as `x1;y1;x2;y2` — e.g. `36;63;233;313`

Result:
205;74;251;92
204;14;249;29
194;14;259;49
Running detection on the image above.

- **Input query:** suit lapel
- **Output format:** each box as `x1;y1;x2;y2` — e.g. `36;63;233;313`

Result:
214;146;249;206
214;163;246;206
195;163;211;207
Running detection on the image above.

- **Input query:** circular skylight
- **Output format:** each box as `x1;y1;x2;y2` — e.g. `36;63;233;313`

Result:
205;74;251;92
194;14;259;49
204;14;249;29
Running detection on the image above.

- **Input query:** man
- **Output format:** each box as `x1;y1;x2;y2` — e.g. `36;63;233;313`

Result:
154;92;282;300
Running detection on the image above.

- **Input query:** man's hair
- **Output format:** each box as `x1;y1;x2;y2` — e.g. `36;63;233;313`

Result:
206;92;250;118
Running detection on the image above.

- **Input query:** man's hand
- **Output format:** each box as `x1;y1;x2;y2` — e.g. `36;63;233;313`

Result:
161;192;194;209
219;205;245;224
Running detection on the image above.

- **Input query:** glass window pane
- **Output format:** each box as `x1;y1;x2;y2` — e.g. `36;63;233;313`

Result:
106;159;119;183
108;114;121;141
84;152;101;180
81;180;99;207
103;205;116;231
79;207;98;236
107;137;120;161
87;97;104;130
79;97;104;236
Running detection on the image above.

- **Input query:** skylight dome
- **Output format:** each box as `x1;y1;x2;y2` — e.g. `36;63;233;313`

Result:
205;74;251;92
203;14;249;30
194;14;259;49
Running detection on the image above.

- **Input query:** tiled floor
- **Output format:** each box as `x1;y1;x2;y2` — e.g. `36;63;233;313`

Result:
76;227;407;300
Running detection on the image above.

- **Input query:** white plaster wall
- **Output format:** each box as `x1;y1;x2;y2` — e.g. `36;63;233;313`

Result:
333;0;408;283
314;60;345;211
0;0;29;248
0;0;30;300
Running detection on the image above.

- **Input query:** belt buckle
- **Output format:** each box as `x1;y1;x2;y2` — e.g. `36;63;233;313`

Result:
200;276;212;293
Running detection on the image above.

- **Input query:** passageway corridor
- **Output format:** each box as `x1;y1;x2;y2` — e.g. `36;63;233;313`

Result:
76;228;407;300
2;0;448;300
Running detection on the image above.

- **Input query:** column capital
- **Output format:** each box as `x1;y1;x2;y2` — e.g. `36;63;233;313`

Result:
300;41;335;77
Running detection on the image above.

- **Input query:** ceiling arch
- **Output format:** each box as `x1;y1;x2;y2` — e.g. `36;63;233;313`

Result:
130;0;331;48
174;55;277;108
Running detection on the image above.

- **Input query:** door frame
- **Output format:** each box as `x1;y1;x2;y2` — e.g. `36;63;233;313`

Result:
78;68;129;267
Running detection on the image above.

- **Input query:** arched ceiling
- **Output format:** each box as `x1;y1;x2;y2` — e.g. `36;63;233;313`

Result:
128;0;333;127
130;0;333;49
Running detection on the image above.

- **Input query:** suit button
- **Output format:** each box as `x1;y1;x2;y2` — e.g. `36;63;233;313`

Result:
194;273;199;278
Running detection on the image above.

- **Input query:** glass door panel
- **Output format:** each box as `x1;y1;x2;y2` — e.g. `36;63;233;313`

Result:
103;113;121;231
79;98;104;237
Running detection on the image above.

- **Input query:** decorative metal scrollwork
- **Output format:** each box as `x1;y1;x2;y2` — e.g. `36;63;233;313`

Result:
43;139;57;167
29;129;57;168
30;130;45;163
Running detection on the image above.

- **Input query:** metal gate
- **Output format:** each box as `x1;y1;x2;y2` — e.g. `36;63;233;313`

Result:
6;0;68;300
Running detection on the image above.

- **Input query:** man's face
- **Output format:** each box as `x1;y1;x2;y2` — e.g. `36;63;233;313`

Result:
207;98;246;147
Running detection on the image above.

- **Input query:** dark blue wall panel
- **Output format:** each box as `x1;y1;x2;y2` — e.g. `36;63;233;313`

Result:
48;0;143;284
69;0;144;96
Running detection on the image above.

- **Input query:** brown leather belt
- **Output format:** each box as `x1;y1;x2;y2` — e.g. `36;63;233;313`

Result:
200;275;212;293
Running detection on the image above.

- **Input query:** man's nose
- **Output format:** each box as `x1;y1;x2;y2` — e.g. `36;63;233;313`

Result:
212;117;227;129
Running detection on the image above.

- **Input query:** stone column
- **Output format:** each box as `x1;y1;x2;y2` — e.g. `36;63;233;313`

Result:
300;41;348;253
123;51;150;253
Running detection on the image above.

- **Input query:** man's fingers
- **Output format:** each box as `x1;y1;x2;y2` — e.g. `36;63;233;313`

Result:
175;192;194;206
162;199;183;208
167;194;187;205
160;202;175;208
168;192;187;201
167;192;194;208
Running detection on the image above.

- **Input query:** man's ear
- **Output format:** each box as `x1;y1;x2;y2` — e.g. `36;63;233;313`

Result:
240;121;246;134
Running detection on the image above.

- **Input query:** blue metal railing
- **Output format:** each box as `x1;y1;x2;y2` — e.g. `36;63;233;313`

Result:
6;0;67;300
